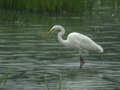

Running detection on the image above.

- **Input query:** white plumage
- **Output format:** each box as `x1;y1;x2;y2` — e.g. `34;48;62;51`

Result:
44;25;104;68
66;32;103;53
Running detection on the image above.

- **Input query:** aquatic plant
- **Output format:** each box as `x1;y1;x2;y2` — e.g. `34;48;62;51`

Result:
45;75;50;90
0;70;10;86
45;73;62;90
0;0;98;13
0;0;119;14
58;73;62;90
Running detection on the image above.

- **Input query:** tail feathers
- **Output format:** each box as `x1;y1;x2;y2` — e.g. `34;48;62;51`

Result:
98;45;104;53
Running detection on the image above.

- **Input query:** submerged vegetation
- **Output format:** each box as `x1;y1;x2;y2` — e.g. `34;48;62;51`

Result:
0;0;120;14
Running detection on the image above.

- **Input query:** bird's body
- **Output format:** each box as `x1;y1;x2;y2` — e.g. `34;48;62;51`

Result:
62;32;103;53
44;25;104;68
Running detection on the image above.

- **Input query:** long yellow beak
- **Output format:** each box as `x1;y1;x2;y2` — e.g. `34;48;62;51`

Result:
43;30;53;39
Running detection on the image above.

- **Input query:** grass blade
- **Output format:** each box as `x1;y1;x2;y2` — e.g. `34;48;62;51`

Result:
58;73;62;90
0;69;10;86
45;75;50;90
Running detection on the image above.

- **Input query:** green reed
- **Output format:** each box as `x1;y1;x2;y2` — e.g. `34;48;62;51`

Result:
0;70;10;86
45;75;50;90
58;73;62;90
0;0;119;14
0;0;90;14
45;73;62;90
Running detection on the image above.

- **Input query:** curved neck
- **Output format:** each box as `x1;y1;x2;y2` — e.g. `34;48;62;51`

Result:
57;29;68;46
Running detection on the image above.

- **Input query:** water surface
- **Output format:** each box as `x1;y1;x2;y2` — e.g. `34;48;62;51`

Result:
0;11;120;90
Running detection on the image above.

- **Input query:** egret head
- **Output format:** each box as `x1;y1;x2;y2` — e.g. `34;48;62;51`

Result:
44;25;64;38
51;25;64;31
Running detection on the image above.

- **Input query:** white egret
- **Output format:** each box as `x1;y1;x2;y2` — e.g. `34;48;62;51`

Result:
44;25;103;68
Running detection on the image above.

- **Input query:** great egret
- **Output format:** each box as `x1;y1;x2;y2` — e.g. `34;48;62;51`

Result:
44;25;103;68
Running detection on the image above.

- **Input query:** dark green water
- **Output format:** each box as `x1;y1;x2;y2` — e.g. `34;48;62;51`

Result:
0;10;120;90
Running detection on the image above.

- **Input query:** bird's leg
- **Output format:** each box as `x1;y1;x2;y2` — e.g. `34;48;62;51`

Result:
80;56;85;68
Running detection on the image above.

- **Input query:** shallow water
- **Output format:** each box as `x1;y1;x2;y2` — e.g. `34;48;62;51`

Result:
0;11;120;90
